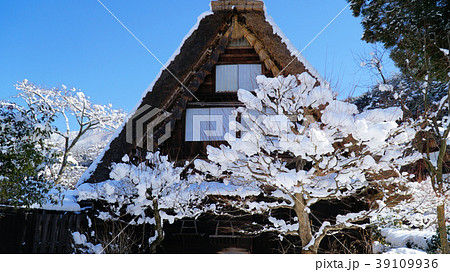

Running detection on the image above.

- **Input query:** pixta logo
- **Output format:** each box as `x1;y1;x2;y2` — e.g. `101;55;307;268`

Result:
126;105;171;152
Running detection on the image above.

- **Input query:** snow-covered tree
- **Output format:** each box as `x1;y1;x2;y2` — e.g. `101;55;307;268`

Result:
0;101;57;207
356;46;391;86
15;80;126;186
413;86;450;253
49;129;114;188
195;73;419;253
351;73;447;119
76;152;204;253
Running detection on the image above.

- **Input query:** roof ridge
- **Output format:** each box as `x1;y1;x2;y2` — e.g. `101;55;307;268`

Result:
211;0;264;12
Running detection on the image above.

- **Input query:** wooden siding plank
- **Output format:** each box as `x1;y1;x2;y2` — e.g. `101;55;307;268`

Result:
48;214;59;253
57;213;67;253
40;212;51;253
32;213;42;253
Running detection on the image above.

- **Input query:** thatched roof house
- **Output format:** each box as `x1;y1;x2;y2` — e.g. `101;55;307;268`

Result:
78;0;325;186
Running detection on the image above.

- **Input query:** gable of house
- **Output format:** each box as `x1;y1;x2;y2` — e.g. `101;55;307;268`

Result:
78;0;325;185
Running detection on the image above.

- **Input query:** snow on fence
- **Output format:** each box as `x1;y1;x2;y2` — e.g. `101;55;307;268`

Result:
0;206;86;253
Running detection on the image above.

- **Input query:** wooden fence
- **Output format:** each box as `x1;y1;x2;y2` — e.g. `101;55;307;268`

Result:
0;206;86;253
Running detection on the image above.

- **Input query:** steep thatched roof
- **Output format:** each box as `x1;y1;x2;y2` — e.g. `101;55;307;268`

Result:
78;1;325;185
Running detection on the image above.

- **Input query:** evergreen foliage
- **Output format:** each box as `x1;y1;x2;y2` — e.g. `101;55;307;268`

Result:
348;0;449;82
0;102;57;207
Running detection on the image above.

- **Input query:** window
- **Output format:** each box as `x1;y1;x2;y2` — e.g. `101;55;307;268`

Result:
216;64;261;92
185;108;236;142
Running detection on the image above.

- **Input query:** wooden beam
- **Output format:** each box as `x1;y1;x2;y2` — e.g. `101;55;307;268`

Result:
236;21;281;76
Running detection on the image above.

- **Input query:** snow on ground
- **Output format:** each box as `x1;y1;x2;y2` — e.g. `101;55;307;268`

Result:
372;178;449;254
373;228;436;254
384;247;427;254
381;228;434;250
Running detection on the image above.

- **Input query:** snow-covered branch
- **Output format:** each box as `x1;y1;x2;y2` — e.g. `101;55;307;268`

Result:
195;73;418;253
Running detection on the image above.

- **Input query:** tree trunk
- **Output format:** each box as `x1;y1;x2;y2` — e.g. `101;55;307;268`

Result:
55;137;70;184
437;204;449;254
293;193;316;253
150;199;165;253
56;125;90;184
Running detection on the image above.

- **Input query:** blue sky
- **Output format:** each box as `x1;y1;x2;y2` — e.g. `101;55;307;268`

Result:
0;0;396;113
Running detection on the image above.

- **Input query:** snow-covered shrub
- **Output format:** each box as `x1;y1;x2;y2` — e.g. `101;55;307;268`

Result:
77;152;204;253
0;102;57;207
72;231;103;254
195;73;420;253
